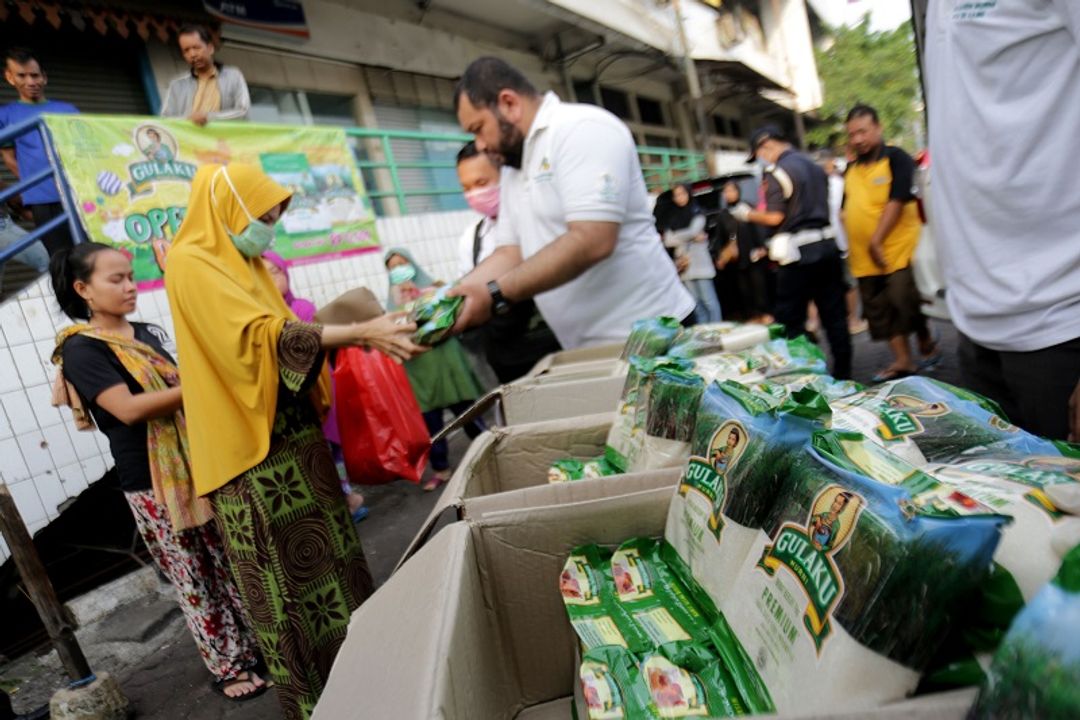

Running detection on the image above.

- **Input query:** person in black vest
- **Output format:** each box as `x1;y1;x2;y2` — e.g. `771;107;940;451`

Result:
455;142;560;382
729;125;852;379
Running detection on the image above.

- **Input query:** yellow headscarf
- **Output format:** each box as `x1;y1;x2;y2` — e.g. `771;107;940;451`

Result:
165;163;330;496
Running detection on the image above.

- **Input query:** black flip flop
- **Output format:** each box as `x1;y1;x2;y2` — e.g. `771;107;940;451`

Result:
212;672;269;703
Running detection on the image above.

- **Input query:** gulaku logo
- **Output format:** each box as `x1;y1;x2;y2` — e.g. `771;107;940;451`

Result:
127;124;198;197
875;395;949;441
757;485;864;653
680;421;748;539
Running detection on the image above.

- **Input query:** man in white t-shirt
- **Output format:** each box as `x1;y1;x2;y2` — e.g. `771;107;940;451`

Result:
449;57;695;349
454;141;560;381
925;0;1080;440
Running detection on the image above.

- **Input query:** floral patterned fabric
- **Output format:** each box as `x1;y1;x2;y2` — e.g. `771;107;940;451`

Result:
211;322;374;720
124;490;258;682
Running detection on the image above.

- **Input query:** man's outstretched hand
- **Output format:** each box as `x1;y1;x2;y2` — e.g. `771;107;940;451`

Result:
448;282;493;335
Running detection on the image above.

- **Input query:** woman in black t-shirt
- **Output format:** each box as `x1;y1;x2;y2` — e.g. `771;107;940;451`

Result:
49;243;266;702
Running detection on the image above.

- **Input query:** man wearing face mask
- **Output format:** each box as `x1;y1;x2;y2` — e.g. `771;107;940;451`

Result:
455;141;560;382
730;125;852;379
451;57;695;350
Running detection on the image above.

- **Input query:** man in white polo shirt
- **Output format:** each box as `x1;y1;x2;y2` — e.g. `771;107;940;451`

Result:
449;57;695;349
925;0;1080;440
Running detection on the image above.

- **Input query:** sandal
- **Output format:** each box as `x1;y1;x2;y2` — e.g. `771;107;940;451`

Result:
422;470;451;492
351;506;370;522
871;367;916;383
917;330;943;370
213;671;268;703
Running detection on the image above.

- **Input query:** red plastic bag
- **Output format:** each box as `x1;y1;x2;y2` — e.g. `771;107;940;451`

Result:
333;346;430;484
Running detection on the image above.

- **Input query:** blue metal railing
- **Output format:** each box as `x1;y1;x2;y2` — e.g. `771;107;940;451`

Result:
0;116;85;266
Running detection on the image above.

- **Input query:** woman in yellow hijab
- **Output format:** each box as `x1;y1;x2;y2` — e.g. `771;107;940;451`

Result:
165;163;422;720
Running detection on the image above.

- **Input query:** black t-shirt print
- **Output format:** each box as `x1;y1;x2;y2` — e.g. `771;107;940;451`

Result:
62;323;175;492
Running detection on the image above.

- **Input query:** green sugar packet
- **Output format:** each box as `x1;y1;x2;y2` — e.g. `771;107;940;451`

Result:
409;287;463;346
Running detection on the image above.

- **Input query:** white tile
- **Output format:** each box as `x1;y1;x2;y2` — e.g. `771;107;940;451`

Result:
36;339;58;368
1;390;38;435
25;275;45;297
33;472;69;519
80;454;108;482
17;431;55;476
42;424;76;468
57;462;89;494
20;297;58;341
66;423;102;462
10;342;48;387
25;383;63;428
0;301;33;345
6;479;47;525
27;518;48;536
0;437;29;481
0;404;11;440
0;347;21;393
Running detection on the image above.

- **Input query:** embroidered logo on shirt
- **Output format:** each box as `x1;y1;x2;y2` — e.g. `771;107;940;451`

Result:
533;155;554;184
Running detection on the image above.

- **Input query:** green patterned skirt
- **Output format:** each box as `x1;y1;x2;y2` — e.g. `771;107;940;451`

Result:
212;401;373;720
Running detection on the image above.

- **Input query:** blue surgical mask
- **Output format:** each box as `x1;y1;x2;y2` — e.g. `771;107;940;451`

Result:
389;263;417;285
213;166;278;258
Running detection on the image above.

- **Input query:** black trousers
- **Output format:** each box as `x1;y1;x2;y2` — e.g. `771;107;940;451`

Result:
959;334;1079;440
775;254;852;380
30;202;75;257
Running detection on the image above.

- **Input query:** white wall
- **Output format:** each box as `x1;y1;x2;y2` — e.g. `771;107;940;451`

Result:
0;208;478;562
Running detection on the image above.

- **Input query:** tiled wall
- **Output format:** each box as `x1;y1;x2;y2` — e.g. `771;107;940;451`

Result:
0;209;478;561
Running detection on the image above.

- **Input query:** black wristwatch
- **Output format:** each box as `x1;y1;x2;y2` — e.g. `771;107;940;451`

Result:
487;280;512;317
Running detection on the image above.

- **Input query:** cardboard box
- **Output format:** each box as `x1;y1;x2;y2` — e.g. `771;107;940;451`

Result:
317;487;976;719
526;343;624;377
493;370;626;426
401;413;681;567
432;366;627;444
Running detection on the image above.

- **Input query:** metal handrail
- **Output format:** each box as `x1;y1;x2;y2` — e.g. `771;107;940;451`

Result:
344;126;708;207
0;116;82;267
1;119;710;279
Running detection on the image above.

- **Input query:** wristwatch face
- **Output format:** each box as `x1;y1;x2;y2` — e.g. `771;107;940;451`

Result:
487;281;511;316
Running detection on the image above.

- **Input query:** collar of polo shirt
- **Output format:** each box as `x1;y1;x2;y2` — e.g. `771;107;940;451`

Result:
526;91;561;143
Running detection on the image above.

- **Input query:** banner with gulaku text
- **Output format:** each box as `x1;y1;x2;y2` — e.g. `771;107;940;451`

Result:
43;114;379;289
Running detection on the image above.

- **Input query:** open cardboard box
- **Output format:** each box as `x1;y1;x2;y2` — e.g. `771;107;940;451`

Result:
316;487;977;719
436;361;627;440
400;413;681;568
526;342;624;377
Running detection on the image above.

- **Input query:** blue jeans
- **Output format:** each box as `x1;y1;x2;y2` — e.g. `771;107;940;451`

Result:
0;215;49;297
686;278;722;324
0;215;49;271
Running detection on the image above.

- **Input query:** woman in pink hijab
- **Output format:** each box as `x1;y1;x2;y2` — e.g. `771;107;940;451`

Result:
261;251;317;322
261;252;368;521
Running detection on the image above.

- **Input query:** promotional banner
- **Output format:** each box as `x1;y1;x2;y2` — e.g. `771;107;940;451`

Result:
44;114;379;289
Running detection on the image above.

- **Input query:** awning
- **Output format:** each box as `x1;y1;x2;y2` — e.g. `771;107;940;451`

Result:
0;0;215;43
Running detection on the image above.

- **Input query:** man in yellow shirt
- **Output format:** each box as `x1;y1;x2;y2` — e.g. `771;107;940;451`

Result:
844;105;938;381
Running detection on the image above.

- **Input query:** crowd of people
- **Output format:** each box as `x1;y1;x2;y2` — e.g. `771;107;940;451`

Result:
1;2;1079;716
663;108;937;386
